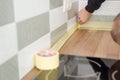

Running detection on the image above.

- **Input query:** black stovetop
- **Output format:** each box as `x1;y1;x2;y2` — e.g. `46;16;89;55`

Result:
33;55;120;80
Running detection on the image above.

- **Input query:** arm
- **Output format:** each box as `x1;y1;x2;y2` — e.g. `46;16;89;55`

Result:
85;0;105;13
78;0;105;24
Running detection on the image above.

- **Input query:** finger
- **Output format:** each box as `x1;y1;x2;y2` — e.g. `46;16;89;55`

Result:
79;19;85;24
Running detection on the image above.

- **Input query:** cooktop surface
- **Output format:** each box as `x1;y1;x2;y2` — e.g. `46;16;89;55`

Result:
33;55;120;80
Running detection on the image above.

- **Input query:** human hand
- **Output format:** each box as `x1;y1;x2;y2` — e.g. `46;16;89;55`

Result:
78;8;92;24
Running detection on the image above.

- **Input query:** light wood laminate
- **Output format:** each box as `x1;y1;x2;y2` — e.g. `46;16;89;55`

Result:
59;29;120;59
22;68;39;80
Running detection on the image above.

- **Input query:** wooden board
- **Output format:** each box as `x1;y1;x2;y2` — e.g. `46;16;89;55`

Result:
59;29;120;60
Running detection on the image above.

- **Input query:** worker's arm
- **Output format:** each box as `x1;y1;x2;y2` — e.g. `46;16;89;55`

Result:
78;0;105;24
85;0;105;13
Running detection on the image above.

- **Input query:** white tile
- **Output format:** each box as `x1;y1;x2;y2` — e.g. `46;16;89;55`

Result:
67;16;76;30
18;33;50;79
13;0;49;22
0;23;18;65
72;0;78;3
93;1;120;16
50;7;67;32
79;0;87;10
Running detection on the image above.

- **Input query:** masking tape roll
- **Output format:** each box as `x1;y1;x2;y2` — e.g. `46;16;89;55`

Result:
35;50;59;70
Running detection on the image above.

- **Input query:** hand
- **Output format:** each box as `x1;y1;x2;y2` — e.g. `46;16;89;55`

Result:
78;8;92;24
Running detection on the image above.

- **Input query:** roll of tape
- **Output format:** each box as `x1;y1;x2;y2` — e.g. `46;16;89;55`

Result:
34;50;59;70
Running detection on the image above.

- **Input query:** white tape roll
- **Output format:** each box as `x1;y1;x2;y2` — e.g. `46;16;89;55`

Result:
34;50;59;70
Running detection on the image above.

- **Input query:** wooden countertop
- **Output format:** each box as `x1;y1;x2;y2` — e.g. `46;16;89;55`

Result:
59;29;120;60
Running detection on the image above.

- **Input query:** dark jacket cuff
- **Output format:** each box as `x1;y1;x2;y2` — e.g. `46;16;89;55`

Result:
85;5;94;13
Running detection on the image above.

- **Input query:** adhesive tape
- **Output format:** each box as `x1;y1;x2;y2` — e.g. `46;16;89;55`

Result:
34;50;59;70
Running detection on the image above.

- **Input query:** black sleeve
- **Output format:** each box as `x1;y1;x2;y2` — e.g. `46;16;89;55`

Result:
85;0;105;13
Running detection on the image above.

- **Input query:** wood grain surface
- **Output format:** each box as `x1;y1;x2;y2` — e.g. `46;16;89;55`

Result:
59;29;120;59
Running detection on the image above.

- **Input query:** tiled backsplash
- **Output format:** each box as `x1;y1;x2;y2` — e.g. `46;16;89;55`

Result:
0;23;18;65
51;23;67;46
1;0;120;79
0;0;78;79
49;7;67;32
0;55;19;80
68;2;78;20
17;12;50;50
50;0;63;9
0;0;14;26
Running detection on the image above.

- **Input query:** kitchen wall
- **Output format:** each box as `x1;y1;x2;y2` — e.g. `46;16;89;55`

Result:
79;0;120;28
1;0;120;80
0;0;78;80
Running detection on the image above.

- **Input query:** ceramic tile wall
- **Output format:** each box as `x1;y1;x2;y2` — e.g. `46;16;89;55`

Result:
17;12;49;50
0;0;78;79
0;0;14;26
51;23;67;46
0;55;19;80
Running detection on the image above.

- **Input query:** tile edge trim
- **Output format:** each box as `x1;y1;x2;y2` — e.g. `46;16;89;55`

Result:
77;21;112;31
51;23;78;51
